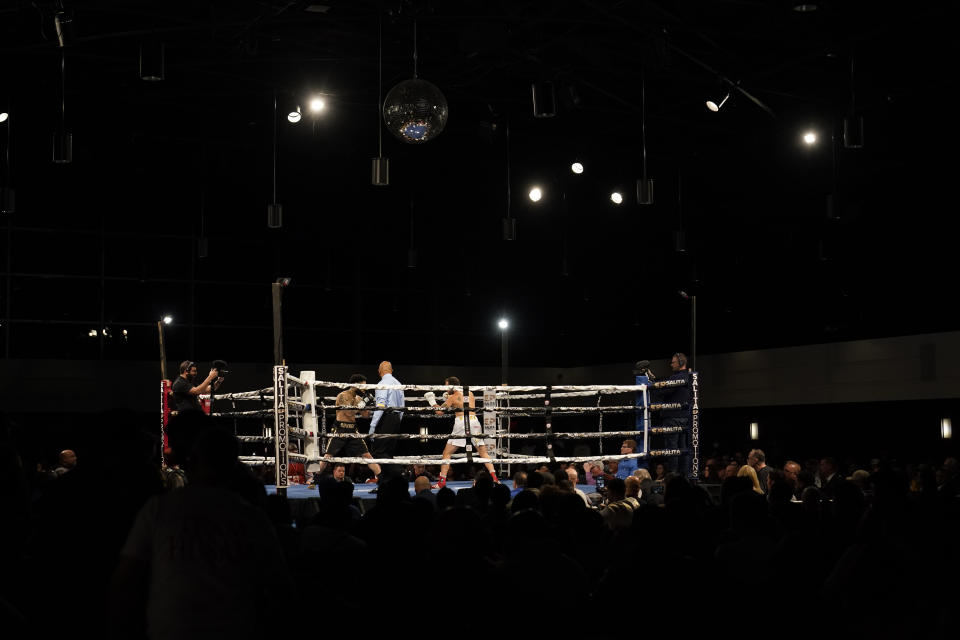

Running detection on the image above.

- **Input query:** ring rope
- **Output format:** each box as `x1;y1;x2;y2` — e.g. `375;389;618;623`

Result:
302;377;651;393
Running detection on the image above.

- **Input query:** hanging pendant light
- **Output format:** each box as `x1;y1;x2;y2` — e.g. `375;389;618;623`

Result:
53;50;72;163
371;14;389;185
267;91;282;228
637;68;653;205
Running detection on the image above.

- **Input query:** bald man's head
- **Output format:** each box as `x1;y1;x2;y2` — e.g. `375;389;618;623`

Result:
378;361;393;376
59;450;77;468
414;475;431;493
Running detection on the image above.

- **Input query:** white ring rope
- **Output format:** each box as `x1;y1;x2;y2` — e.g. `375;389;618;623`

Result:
301;376;651;394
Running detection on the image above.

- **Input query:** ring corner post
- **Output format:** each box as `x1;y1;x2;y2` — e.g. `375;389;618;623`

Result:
635;371;650;468
690;369;700;482
274;364;289;497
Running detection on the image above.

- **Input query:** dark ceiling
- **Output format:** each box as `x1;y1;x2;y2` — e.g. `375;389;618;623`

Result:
0;1;957;369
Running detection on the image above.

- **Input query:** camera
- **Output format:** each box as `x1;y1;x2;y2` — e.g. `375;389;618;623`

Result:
211;359;229;376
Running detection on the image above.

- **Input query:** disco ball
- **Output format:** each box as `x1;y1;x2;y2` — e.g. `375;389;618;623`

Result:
382;78;448;144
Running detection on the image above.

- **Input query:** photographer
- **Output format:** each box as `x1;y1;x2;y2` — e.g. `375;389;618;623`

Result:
171;361;223;413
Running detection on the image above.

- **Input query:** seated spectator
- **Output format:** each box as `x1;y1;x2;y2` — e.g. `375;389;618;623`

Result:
722;462;739;481
819;457;844;498
510;471;527;498
331;463;354;484
737;464;763;494
582;461;603;486
565;467;592;507
404;463;436;482
783;460;802;490
598;478;638;530
653;463;667;482
54;449;77;476
526;471;545;495
632;468;662;506
161;448;187;491
412;475;436;510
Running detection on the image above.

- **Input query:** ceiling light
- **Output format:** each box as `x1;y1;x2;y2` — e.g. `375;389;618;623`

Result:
528;187;542;202
498;318;509;330
803;131;817;145
162;315;173;325
0;113;8;123
309;97;326;113
571;162;583;174
287;107;302;123
610;191;623;204
706;93;730;112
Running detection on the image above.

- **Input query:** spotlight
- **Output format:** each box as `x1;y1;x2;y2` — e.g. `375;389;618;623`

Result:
610;191;623;205
309;97;326;113
54;10;75;48
88;329;98;338
162;315;173;325
571;162;584;174
0;113;8;123
705;93;730;112
749;422;759;440
498;318;509;330
803;131;817;145
942;418;953;439
287;107;302;123
528;187;542;202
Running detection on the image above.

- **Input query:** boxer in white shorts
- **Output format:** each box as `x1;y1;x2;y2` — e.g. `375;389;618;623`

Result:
424;376;499;489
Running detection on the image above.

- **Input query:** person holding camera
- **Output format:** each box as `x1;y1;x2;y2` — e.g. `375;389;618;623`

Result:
171;361;222;413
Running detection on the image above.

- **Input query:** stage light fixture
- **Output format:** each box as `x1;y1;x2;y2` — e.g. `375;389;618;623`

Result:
571;162;584;174
531;81;557;118
803;131;817;145
528;187;542;202
706;93;730;112
749;422;759;440
0;113;8;123
942;418;953;439
610;191;623;204
287;107;302;123
498;318;509;330
309;97;326;113
162;315;173;325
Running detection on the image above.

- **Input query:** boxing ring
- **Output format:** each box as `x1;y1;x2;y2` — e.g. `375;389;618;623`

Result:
175;366;700;494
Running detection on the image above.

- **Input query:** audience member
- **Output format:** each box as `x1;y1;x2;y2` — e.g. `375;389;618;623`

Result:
53;449;77;476
737;464;763;494
747;448;771;494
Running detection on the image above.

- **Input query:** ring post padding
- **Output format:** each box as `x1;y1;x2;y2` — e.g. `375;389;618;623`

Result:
463;384;474;464
635;373;651;463
544;385;556;464
300;371;322;477
691;371;700;480
273;365;289;489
